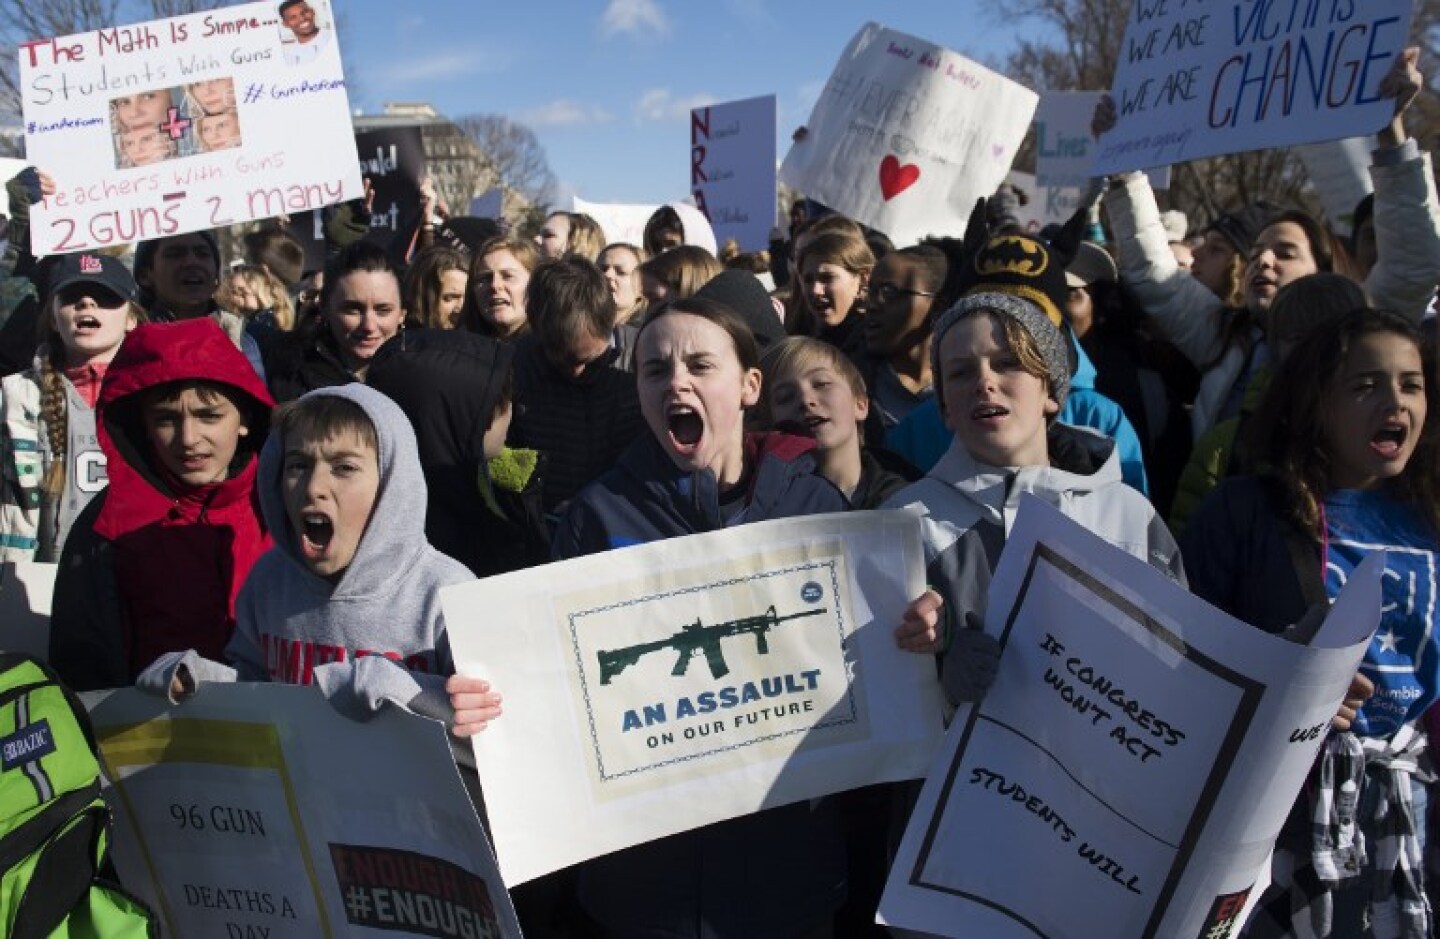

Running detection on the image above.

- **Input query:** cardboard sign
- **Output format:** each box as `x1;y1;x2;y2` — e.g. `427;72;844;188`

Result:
88;684;523;939
443;511;945;886
1094;0;1414;175
355;126;425;246
690;95;776;251
779;22;1037;245
21;0;362;255
879;498;1381;938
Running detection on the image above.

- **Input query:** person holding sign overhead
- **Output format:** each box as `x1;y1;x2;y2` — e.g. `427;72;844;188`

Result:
1097;47;1440;446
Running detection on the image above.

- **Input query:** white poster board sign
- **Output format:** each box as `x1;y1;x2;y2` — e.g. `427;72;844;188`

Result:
690;94;776;251
87;684;522;939
1094;0;1414;175
443;511;945;886
1296;136;1375;236
779;22;1037;246
1036;91;1170;190
571;197;717;253
21;0;362;256
880;497;1381;938
0;561;56;660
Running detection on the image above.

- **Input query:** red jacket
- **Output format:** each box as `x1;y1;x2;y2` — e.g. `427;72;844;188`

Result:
87;318;274;678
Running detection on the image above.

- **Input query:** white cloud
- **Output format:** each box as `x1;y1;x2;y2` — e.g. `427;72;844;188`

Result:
378;50;512;85
520;99;614;128
634;88;716;124
600;0;670;39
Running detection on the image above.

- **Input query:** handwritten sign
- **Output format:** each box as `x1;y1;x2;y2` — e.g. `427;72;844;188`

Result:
1094;0;1413;175
690;95;776;251
571;196;718;253
779;22;1036;246
879;497;1381;938
443;511;944;886
1035;91;1170;191
21;0;362;255
355;126;425;246
87;683;523;939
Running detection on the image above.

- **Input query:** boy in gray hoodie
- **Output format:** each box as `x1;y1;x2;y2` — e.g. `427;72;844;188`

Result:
142;383;477;725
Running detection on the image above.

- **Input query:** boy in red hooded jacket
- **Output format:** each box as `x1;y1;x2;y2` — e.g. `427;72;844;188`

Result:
49;317;274;691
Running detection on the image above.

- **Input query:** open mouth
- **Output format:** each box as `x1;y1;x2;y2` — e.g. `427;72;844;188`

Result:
74;314;102;331
972;404;1009;422
667;405;704;451
299;513;334;560
803;414;830;431
1372;423;1408;460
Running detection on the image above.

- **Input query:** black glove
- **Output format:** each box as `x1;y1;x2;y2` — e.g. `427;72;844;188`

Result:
944;612;1002;704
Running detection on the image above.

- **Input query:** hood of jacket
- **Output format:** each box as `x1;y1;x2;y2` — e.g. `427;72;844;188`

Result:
96;318;274;539
257;383;433;599
927;422;1121;526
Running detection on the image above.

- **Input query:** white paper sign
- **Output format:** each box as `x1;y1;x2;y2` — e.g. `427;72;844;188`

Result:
880;497;1381;938
0;561;56;660
779;22;1037;246
1296;136;1376;236
21;0;362;255
1094;0;1414;175
571;196;718;254
690;95;776;251
443;511;946;886
87;684;522;939
1035;91;1171;191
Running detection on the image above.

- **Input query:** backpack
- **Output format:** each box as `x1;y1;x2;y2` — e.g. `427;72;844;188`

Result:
0;653;157;938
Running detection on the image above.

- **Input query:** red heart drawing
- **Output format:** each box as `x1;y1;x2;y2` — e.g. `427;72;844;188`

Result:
879;155;920;201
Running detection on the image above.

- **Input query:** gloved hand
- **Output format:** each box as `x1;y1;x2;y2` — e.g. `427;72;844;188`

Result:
944;612;1002;704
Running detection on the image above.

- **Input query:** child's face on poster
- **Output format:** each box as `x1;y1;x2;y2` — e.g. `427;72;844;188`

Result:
199;112;241;151
114;91;171;131
120;127;171;166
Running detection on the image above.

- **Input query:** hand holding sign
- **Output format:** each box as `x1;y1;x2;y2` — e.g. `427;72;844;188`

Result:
447;674;503;738
1378;45;1423;146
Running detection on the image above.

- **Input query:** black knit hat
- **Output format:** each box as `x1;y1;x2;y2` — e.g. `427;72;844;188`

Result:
1206;202;1278;256
953;198;1087;328
694;269;783;348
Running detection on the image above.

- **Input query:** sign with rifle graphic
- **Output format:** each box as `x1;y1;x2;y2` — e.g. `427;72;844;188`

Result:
442;511;945;885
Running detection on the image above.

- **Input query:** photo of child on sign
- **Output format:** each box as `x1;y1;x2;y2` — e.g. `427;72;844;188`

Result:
109;79;245;168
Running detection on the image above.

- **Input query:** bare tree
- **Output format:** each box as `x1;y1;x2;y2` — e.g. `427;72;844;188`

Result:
146;0;225;16
454;114;558;213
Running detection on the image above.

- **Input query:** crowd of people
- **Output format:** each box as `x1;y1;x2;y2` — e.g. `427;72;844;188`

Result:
4;40;1440;939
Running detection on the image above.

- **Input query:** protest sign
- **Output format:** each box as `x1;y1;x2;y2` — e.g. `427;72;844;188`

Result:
21;0;362;256
442;510;945;886
571;196;717;253
1094;0;1414;175
779;23;1036;246
879;497;1381;938
1035;91;1170;191
469;188;504;220
690;95;776;251
0;561;56;660
1296;136;1375;236
87;683;522;939
355;126;426;247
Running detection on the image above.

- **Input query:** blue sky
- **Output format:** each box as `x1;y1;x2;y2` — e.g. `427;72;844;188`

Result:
338;0;1031;207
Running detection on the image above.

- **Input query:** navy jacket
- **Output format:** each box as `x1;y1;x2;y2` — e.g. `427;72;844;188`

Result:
553;430;850;939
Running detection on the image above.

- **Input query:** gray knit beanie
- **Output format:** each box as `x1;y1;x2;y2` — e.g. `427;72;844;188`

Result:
930;291;1071;408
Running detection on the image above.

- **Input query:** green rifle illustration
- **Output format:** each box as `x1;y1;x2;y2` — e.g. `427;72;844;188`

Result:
597;605;827;685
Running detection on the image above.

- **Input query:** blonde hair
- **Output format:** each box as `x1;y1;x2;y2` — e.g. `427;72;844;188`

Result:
757;336;867;428
565;213;606;262
220;264;294;331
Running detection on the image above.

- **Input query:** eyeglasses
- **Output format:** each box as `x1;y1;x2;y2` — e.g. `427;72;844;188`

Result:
869;282;936;304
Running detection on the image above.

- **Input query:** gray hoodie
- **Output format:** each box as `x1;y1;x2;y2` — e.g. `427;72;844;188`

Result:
142;384;474;722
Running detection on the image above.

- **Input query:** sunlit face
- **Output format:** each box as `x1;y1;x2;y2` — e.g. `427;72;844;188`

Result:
637;313;760;486
144;234;219;316
190;79;234;115
1245;221;1318;314
227;274;264;313
120;127;172;166
472;250;529;337
863;254;933;358
1064;285;1095;338
599;246;643;321
536;214;570;260
1323;332;1427;492
1190;231;1236;300
281;1;319;39
51;282;135;367
939;314;1057;468
113;91;171;131
282;430;380;581
142;386;250;488
324;270;404;374
801;259;865;328
767;361;868;455
198;111;241;151
437;269;467;328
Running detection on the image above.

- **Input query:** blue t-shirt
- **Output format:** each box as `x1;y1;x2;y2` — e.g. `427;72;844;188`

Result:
1324;488;1440;737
